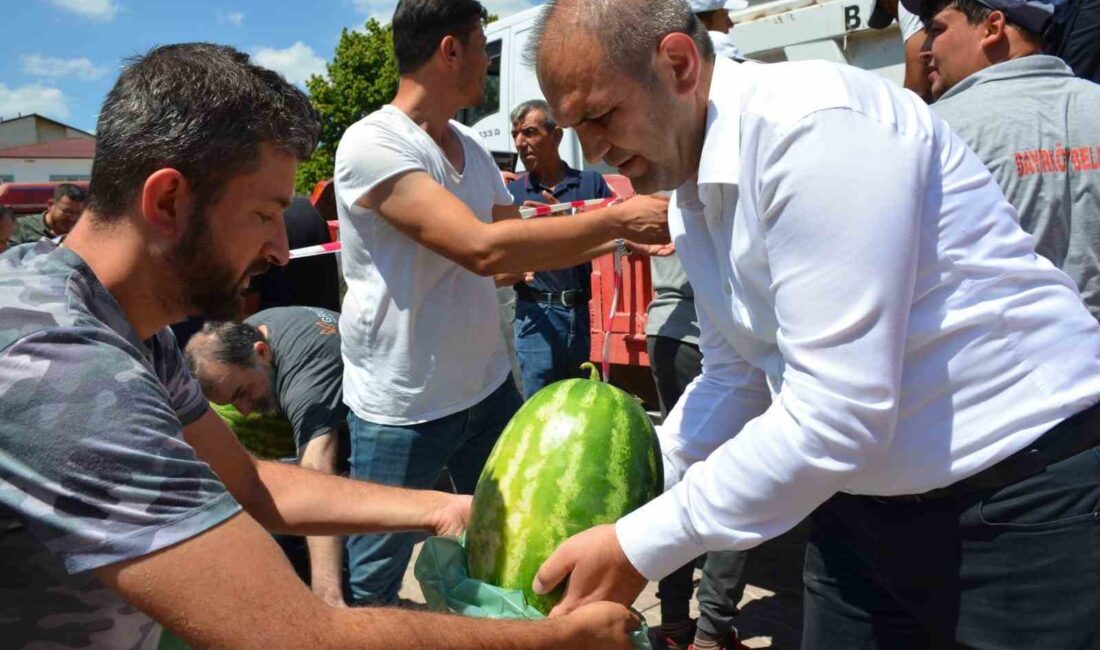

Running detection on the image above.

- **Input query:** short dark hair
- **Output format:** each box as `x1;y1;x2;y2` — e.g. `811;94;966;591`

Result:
392;0;489;75
185;320;265;381
53;183;86;203
510;99;558;130
87;43;320;222
0;205;14;223
921;0;1041;39
530;0;714;84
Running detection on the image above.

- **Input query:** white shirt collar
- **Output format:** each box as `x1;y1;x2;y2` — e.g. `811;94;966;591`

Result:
697;56;745;188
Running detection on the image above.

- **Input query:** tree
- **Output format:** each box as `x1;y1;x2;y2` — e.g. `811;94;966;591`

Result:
295;19;399;195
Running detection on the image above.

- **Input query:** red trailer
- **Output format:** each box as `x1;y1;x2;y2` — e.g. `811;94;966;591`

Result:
0;181;90;215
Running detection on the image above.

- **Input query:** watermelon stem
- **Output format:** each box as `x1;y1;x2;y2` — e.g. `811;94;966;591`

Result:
579;362;601;382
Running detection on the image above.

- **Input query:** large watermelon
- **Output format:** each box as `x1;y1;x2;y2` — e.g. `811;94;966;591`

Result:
210;402;297;460
465;363;663;615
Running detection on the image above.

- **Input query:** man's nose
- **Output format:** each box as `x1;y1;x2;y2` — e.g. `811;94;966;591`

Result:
234;398;252;416
575;124;610;164
264;215;290;267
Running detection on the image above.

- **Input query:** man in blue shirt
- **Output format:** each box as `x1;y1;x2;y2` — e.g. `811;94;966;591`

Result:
507;99;614;398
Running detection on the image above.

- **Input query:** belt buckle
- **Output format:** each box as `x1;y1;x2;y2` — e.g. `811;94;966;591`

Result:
560;292;575;308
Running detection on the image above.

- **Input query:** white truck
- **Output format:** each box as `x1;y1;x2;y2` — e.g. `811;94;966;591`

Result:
458;0;907;171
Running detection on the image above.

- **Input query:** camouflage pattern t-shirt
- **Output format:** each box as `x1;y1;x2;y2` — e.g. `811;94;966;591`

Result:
0;242;242;649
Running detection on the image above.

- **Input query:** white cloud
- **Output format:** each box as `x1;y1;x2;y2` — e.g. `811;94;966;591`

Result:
218;10;245;25
352;0;393;23
0;83;70;121
47;0;119;20
21;54;109;81
251;42;326;85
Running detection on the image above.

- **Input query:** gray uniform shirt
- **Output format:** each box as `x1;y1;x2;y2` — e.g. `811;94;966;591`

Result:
933;55;1100;318
647;254;700;345
0;242;241;649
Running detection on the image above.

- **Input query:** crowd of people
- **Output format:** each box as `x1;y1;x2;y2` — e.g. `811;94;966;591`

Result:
1;0;1098;648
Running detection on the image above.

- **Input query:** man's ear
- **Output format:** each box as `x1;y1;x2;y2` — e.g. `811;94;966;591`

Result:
440;35;462;68
656;32;704;97
553;126;564;147
140;168;195;243
981;10;1009;46
254;340;272;362
46;199;56;210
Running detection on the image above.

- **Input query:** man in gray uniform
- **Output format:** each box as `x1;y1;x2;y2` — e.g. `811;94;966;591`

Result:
647;255;752;650
915;0;1100;317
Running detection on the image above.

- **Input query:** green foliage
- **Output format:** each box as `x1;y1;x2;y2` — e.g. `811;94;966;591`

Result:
295;19;400;195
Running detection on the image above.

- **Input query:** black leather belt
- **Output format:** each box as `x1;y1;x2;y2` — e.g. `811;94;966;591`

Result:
870;400;1100;503
515;284;590;308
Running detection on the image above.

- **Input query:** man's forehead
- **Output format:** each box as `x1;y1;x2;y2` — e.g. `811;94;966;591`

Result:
519;110;549;127
547;81;617;128
537;31;609;123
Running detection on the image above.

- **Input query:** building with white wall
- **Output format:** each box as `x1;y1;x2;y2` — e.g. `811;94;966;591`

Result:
0;114;95;183
0;139;94;183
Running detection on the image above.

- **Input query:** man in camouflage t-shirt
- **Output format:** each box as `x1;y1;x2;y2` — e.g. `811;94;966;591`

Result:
0;38;638;650
0;242;240;648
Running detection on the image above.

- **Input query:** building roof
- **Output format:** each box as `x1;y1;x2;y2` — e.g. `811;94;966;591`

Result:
0;137;96;159
0;113;95;139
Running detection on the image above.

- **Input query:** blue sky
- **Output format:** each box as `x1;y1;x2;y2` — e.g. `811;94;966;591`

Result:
1;0;541;134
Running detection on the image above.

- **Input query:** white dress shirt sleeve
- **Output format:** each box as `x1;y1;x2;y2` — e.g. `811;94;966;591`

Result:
656;305;771;491
617;109;930;580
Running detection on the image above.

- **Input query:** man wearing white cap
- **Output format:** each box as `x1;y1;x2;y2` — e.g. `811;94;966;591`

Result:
690;0;749;59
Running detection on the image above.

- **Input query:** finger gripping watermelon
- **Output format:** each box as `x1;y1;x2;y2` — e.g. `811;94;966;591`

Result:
465;363;663;615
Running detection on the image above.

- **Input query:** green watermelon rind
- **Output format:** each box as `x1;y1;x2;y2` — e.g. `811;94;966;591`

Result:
210;402;297;460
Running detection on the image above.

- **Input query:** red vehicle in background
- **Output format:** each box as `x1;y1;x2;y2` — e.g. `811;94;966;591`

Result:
0;181;90;216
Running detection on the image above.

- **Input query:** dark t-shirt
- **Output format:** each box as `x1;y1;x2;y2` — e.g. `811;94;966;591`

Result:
245;306;347;452
1045;0;1100;84
507;166;613;294
252;197;341;313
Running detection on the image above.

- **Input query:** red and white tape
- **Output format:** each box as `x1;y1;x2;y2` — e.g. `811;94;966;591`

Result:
288;197;620;260
517;196;617;219
288;241;342;260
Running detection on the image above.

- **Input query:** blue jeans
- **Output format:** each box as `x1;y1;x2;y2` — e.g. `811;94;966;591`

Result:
344;377;522;605
513;299;591;399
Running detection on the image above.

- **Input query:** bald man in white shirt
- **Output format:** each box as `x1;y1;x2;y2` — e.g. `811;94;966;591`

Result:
526;1;1100;648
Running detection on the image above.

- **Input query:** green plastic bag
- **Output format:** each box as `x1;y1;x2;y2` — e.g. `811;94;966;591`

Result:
414;536;653;649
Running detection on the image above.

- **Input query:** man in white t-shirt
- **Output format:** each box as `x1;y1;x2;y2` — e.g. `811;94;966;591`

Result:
334;0;671;605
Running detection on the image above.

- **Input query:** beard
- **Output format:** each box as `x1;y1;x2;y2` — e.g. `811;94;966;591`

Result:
170;207;271;321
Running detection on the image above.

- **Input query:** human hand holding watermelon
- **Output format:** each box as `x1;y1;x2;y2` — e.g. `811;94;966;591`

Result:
533;523;648;617
426;492;472;538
